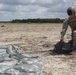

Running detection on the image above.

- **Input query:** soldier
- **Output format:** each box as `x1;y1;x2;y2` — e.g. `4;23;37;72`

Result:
61;7;76;49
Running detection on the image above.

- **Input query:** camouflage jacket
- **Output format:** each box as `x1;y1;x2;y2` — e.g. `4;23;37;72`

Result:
61;16;76;38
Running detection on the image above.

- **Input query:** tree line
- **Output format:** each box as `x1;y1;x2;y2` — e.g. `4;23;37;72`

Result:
11;18;64;23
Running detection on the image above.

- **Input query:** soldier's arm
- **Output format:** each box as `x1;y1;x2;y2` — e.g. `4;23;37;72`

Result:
61;20;68;39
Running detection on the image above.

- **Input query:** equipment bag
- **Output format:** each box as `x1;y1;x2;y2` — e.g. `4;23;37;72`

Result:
53;40;73;54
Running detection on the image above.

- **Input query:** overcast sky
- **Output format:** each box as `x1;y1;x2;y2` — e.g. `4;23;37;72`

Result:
0;0;76;21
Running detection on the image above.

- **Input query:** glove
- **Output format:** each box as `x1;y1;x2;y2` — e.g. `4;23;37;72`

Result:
60;37;64;42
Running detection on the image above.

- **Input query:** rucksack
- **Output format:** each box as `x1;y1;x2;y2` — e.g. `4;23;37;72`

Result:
53;40;73;54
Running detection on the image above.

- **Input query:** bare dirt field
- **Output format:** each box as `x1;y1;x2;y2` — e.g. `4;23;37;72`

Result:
0;23;76;75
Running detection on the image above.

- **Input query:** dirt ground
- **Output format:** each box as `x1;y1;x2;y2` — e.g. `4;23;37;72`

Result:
0;23;76;75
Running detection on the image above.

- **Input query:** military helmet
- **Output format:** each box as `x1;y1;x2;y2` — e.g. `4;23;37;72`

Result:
67;7;76;15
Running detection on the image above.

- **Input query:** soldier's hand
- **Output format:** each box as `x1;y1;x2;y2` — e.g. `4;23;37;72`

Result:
61;37;64;42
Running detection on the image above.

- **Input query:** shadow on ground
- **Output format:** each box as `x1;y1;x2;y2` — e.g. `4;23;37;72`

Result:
24;49;73;56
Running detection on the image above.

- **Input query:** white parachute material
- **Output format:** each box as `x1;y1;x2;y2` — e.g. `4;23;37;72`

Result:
0;45;42;75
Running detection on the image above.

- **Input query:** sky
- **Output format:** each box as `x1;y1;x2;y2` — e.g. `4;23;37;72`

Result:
0;0;76;21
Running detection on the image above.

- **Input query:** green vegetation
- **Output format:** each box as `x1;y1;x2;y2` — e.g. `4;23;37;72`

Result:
0;18;64;23
11;18;64;23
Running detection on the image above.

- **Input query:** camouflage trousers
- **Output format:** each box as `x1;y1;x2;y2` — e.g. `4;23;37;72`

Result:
73;31;76;48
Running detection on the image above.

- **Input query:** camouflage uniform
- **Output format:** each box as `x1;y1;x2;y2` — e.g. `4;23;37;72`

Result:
61;16;76;47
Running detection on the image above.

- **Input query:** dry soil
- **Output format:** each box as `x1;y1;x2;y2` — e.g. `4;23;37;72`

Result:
0;23;76;75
